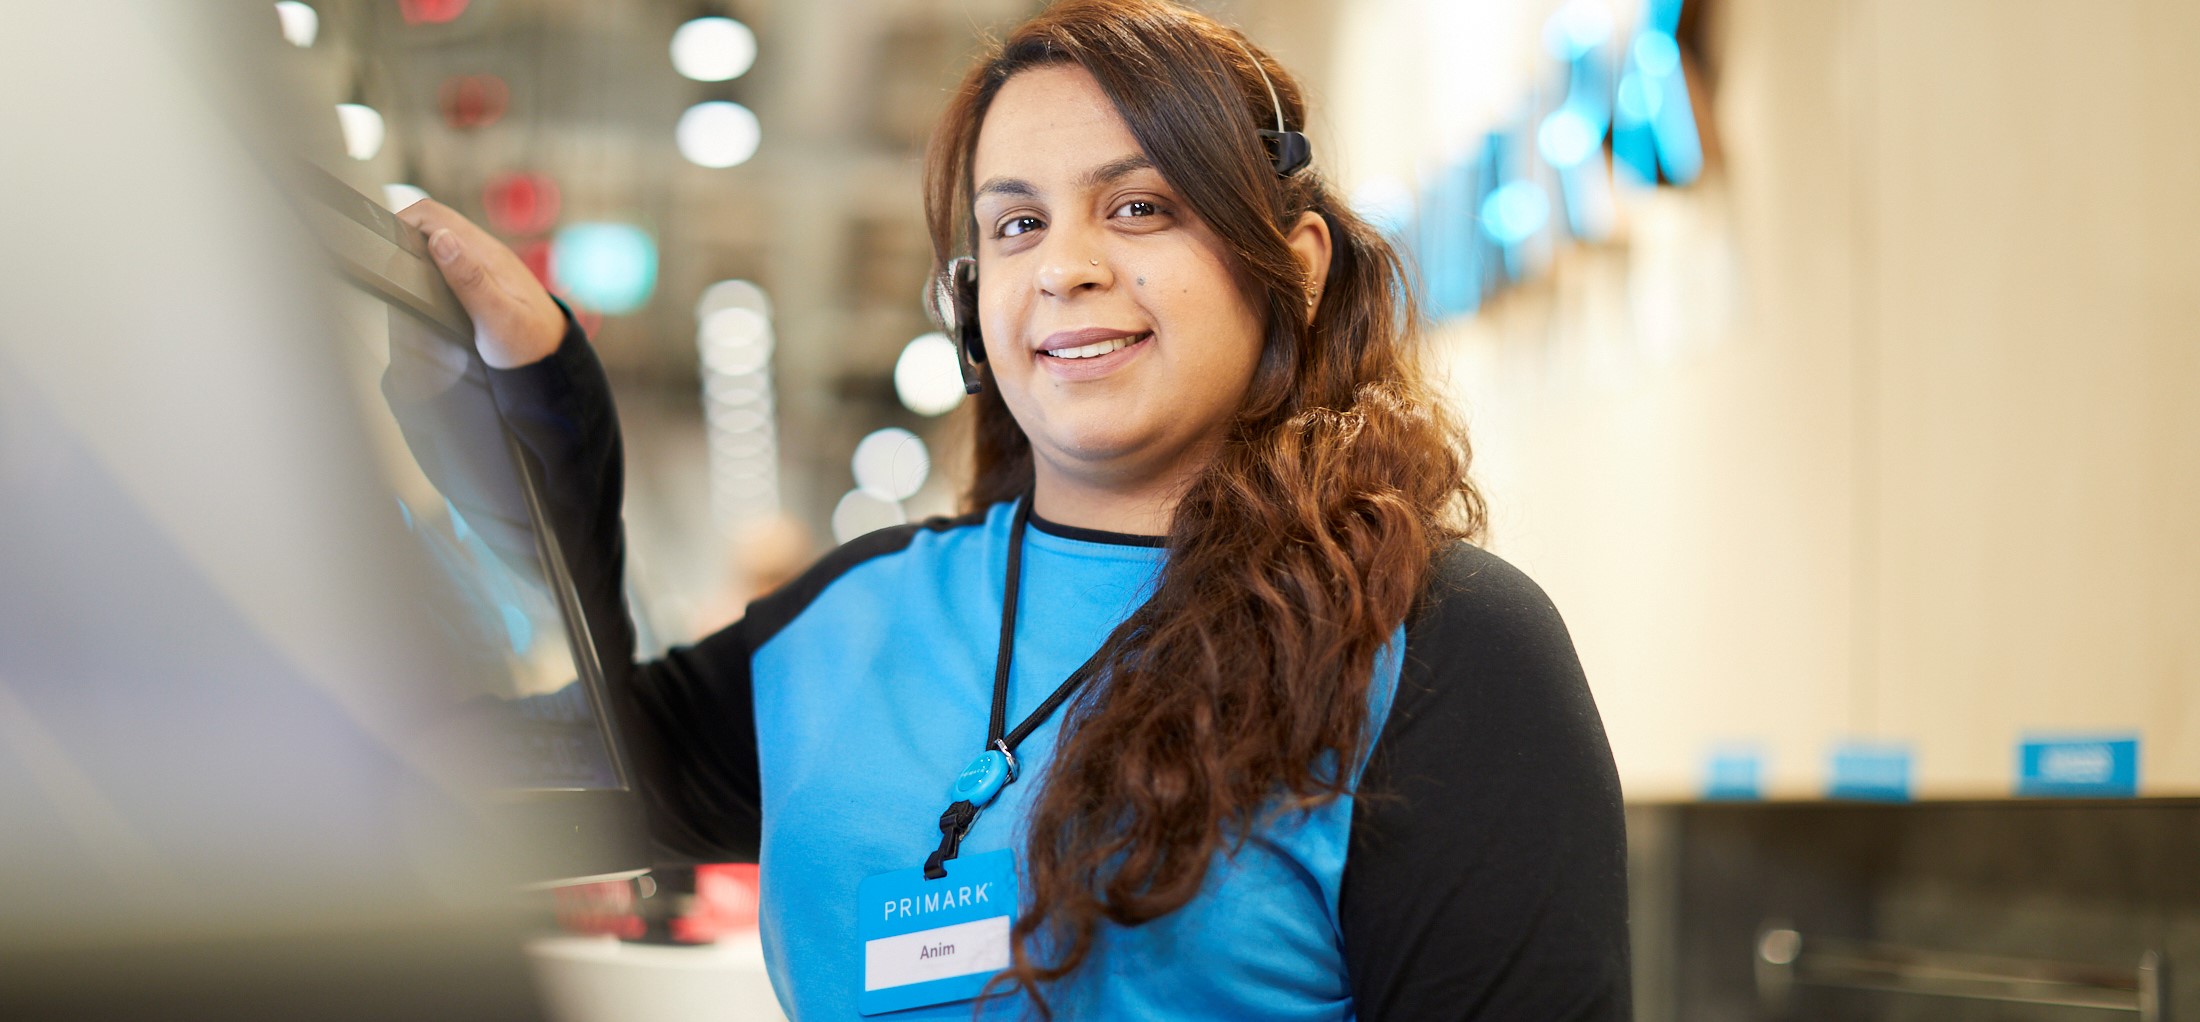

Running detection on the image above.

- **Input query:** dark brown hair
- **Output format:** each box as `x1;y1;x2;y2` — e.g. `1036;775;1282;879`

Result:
920;0;1485;1011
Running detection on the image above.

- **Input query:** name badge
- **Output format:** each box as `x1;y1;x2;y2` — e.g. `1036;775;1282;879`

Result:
856;848;1018;1016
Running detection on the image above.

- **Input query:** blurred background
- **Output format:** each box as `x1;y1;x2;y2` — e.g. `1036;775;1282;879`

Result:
5;0;2197;1019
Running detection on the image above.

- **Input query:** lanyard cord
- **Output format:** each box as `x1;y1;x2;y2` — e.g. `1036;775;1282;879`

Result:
984;498;1026;748
990;496;1103;752
924;495;1110;878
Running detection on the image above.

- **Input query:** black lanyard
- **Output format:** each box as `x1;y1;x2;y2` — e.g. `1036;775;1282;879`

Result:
922;496;1106;879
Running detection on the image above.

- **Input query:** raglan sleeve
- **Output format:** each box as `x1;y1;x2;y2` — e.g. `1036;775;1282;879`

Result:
1337;543;1632;1020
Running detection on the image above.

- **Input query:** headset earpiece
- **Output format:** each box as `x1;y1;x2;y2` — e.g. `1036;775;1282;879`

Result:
1259;129;1312;177
927;255;985;395
1236;39;1311;179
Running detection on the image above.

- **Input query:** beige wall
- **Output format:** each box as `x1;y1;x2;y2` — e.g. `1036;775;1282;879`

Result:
1323;0;2200;800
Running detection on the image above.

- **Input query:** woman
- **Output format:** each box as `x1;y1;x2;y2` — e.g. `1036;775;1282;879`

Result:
399;1;1629;1017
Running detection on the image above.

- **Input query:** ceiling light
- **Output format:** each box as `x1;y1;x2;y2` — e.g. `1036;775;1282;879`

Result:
676;101;760;169
335;103;384;160
852;428;928;503
670;17;757;82
696;278;772;323
893;333;964;416
382;183;428;212
274;2;317;47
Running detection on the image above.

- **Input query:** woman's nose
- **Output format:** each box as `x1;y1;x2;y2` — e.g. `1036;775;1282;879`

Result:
1034;231;1110;298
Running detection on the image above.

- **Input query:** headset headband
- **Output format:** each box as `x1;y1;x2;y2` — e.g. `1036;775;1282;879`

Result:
1234;38;1312;178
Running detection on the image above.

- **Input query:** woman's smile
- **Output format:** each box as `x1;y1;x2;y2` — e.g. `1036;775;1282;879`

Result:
1036;329;1153;380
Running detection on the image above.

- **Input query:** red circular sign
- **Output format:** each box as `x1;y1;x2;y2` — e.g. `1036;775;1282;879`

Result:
399;0;468;26
437;74;507;130
484;172;560;236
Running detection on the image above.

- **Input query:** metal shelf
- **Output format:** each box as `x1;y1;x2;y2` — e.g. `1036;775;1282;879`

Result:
1754;925;2165;1020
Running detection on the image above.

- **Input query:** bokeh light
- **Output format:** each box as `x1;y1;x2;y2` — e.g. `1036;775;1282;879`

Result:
1479;181;1550;246
550;222;658;315
699;308;772;375
382;182;428;212
274;2;318;47
852;428;929;503
398;0;468;26
438;74;509;130
831;490;905;543
894;333;965;416
670;17;757;83
1541;0;1613;60
1633;30;1682;80
696;278;773;323
1537;104;1601;168
483;171;560;235
335;103;384;160
676;101;761;169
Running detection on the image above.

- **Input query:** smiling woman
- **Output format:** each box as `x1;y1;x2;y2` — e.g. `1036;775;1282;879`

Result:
910;2;1630;1018
395;0;1629;1019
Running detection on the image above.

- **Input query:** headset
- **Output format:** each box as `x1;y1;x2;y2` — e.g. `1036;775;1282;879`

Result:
928;39;1311;395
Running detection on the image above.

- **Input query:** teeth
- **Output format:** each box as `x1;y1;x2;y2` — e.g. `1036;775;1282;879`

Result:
1045;333;1147;359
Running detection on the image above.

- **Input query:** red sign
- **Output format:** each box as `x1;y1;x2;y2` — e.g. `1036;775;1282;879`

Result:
484;171;560;236
437;74;507;130
398;0;468;26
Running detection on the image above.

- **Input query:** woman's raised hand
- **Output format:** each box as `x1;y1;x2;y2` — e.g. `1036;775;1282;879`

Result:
394;198;568;369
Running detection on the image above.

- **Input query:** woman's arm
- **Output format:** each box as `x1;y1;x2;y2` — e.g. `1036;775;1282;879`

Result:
1339;543;1632;1020
391;198;764;864
483;306;765;865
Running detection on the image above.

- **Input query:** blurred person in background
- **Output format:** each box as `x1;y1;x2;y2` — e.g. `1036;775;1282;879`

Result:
395;0;1628;1017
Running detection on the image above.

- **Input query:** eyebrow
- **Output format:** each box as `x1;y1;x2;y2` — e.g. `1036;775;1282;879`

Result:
973;153;1156;205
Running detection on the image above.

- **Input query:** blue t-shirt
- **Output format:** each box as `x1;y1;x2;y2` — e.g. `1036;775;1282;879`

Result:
744;499;1400;1019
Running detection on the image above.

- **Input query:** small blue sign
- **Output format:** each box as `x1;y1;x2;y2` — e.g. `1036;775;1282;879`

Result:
855;848;1017;1016
1703;747;1763;801
1828;743;1912;801
2017;736;2139;798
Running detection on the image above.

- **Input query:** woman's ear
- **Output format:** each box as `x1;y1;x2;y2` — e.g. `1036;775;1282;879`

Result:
1286;210;1333;319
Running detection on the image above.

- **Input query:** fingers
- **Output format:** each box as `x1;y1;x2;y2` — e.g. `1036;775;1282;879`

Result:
397;200;492;300
428;227;490;293
392;197;568;368
392;196;451;236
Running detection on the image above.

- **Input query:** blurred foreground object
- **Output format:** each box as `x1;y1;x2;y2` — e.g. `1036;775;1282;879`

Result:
529;930;786;1022
0;2;550;1017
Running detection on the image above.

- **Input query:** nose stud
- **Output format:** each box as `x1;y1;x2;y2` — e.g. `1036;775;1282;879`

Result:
1089;258;1098;265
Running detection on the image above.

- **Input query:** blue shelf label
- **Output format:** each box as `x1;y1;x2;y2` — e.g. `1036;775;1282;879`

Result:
1828;743;1912;801
2017;736;2138;797
1703;748;1763;800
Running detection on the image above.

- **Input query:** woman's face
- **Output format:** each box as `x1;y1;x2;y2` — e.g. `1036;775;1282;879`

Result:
970;64;1267;503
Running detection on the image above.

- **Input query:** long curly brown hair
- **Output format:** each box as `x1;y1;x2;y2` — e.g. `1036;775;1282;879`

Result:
919;0;1486;1012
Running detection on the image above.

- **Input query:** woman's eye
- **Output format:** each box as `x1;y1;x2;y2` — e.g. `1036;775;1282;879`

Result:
1114;200;1161;219
997;216;1042;239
